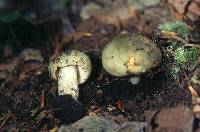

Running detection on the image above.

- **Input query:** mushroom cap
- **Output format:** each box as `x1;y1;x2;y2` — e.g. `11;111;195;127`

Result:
48;50;92;84
102;33;162;77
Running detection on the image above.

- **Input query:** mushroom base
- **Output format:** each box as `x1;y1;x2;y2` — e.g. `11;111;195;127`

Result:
58;66;79;99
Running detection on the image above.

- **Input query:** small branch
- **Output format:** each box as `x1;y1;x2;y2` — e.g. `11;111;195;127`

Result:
190;57;200;73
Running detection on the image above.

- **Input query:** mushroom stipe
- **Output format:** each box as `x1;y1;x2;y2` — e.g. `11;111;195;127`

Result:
48;50;92;99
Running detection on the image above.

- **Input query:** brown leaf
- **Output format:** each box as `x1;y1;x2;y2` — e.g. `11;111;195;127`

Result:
40;90;45;108
116;99;124;111
175;13;187;20
18;62;43;81
0;57;21;72
168;0;190;14
62;32;92;44
187;2;200;16
160;31;178;39
188;85;198;98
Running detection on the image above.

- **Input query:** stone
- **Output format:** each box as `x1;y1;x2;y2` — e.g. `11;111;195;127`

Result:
117;122;147;132
140;0;160;7
153;106;194;132
58;116;119;132
80;3;102;20
127;0;144;11
127;0;160;11
20;48;44;62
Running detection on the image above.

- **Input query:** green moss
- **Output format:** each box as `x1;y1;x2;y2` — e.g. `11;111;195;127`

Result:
171;65;180;79
170;46;199;79
158;21;190;38
158;21;199;79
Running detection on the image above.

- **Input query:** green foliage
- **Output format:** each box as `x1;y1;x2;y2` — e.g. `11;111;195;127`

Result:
159;21;199;79
158;21;190;38
171;65;180;79
0;11;20;23
170;46;199;79
174;47;188;64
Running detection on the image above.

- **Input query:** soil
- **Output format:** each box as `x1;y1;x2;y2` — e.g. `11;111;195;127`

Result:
0;35;194;130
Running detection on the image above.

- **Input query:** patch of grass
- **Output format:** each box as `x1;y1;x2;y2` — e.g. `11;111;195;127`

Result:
158;21;190;38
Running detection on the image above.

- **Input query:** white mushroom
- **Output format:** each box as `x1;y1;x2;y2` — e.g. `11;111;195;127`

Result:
48;50;92;99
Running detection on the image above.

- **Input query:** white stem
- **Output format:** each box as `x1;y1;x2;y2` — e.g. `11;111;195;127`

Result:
58;66;79;99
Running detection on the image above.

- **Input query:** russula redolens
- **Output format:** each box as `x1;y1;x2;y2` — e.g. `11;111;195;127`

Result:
48;50;92;99
102;33;162;77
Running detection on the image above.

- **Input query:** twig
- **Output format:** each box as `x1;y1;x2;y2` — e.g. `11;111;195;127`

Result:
188;85;198;98
190;57;200;73
40;90;45;108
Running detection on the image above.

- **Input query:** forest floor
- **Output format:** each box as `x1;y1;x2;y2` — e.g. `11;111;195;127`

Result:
0;0;200;131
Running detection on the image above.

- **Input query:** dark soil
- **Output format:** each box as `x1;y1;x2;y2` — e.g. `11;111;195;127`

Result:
0;40;192;130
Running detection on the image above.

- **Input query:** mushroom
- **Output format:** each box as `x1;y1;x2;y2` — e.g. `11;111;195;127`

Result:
102;33;162;77
48;50;92;99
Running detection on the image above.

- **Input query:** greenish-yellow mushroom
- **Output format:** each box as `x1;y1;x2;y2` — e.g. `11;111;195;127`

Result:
48;50;92;99
102;33;162;77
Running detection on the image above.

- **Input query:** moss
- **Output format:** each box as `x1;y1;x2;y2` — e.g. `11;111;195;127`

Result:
159;20;199;79
170;46;199;79
158;21;190;38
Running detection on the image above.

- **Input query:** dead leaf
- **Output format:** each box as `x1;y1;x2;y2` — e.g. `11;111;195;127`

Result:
40;90;45;108
193;104;200;118
62;32;92;44
168;0;190;14
18;62;43;81
94;4;138;27
187;2;200;16
175;13;186;20
193;105;200;113
188;85;198;98
116;99;124;111
160;31;178;39
0;57;21;72
50;126;59;132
